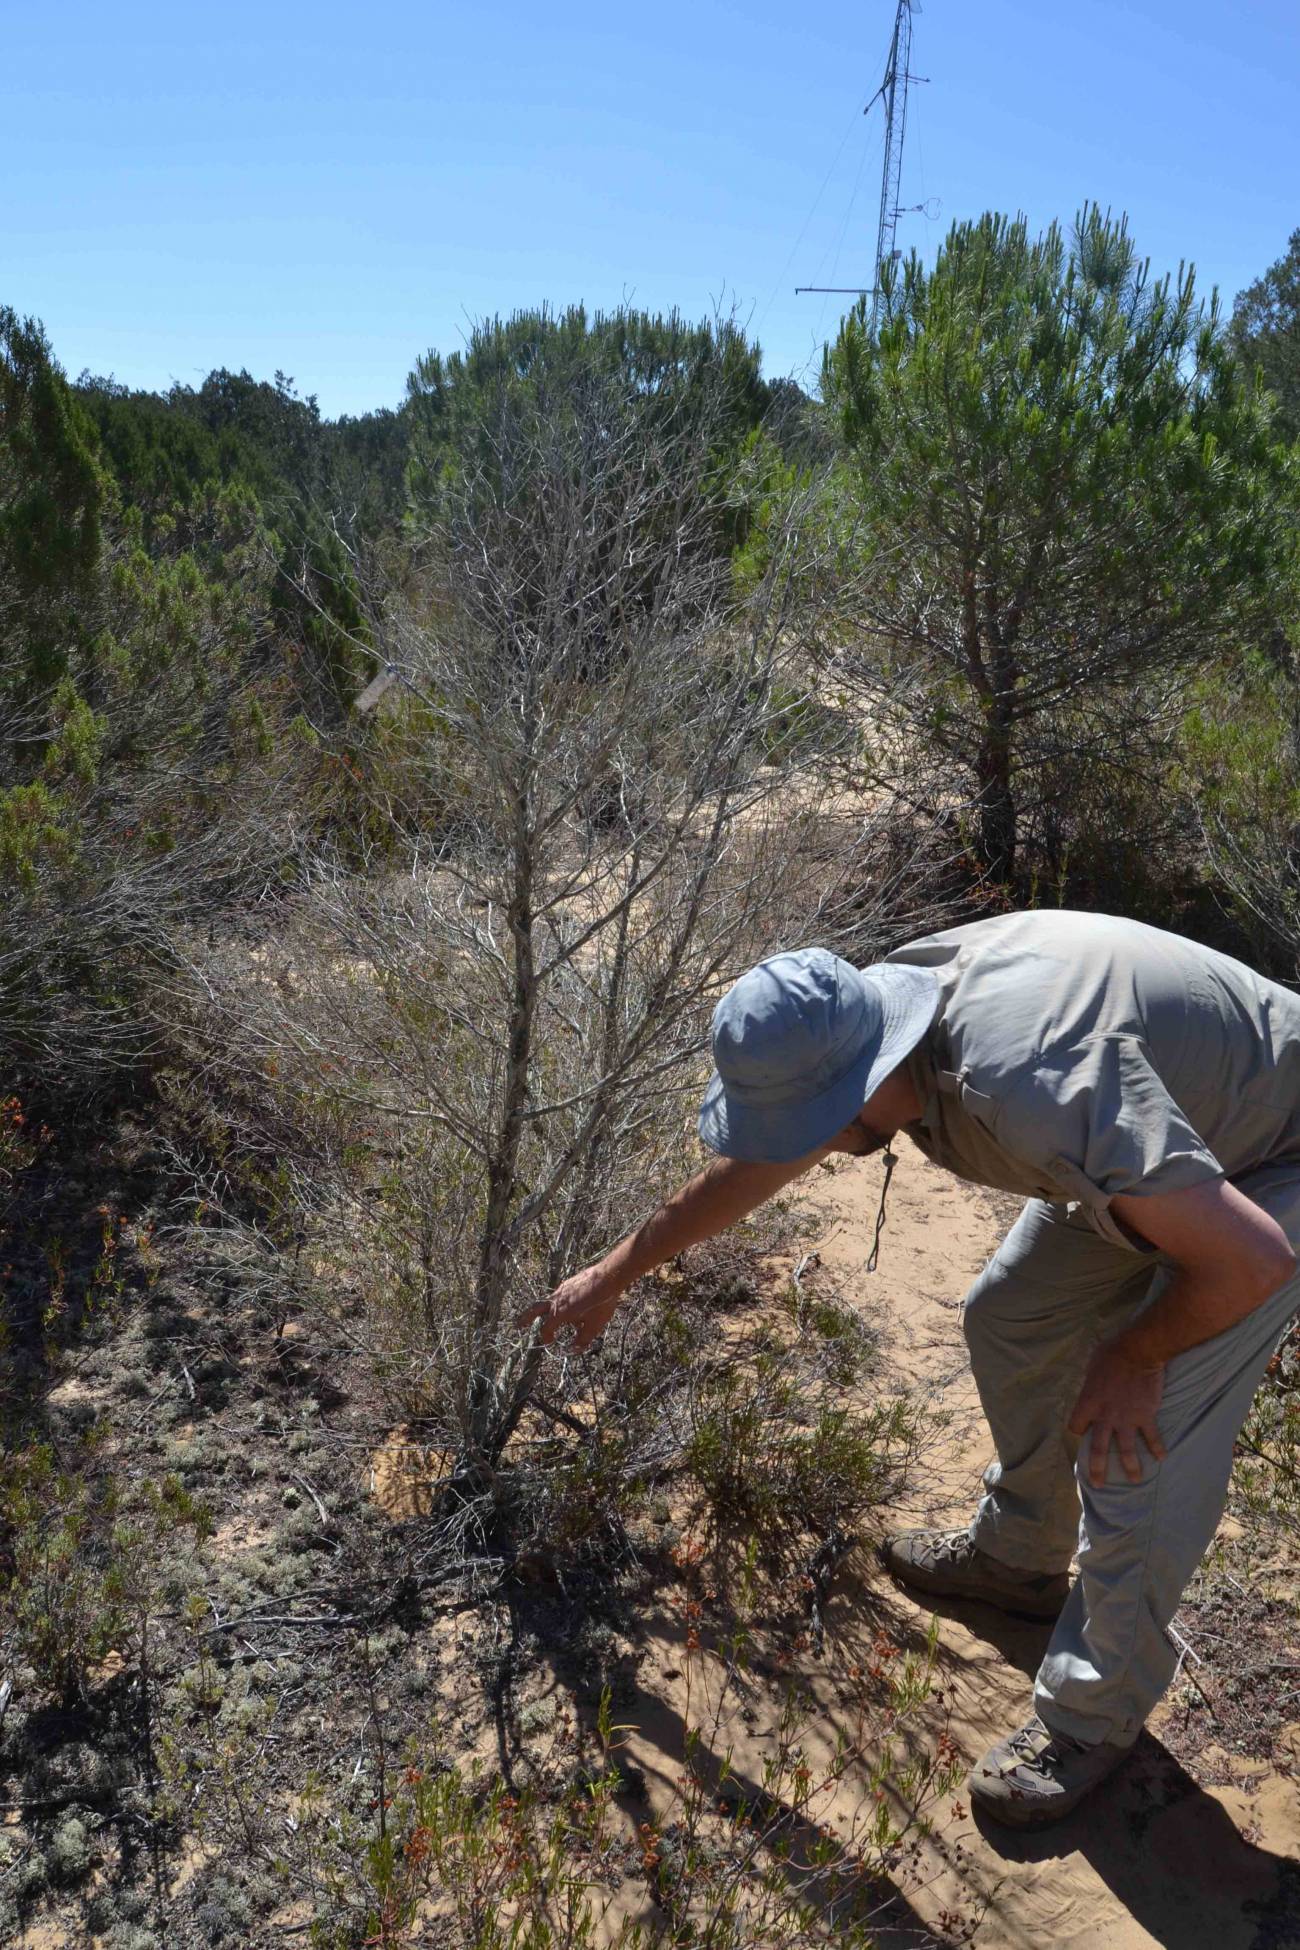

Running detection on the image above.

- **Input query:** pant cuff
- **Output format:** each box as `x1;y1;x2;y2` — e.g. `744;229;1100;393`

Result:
1033;1690;1140;1750
969;1517;1075;1576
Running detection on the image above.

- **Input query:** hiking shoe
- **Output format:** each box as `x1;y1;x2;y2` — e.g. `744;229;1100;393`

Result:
881;1528;1070;1619
970;1714;1132;1828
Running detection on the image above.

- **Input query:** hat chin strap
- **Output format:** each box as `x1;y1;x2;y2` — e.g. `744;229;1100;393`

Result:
865;1144;898;1275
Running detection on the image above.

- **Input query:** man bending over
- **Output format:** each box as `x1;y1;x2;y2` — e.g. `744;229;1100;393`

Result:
520;910;1300;1828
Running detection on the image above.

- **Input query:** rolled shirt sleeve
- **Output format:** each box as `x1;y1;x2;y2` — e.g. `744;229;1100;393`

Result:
993;1033;1224;1251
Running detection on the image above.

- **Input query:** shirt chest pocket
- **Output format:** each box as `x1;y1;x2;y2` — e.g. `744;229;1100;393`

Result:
938;1066;999;1128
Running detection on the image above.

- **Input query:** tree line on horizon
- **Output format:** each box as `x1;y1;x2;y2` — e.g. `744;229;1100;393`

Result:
0;207;1298;1115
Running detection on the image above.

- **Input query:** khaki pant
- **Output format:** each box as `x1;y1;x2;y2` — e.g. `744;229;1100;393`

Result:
963;1164;1300;1747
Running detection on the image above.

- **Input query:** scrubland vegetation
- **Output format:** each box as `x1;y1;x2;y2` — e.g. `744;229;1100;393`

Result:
2;210;1300;1945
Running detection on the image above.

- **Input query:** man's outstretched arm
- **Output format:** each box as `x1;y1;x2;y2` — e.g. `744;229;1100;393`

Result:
516;1149;828;1351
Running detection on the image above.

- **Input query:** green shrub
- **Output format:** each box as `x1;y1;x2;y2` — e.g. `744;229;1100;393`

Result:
682;1352;921;1560
0;1435;212;1703
49;1813;92;1883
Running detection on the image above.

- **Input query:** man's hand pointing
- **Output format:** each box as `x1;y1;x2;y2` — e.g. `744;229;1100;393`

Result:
515;1265;624;1352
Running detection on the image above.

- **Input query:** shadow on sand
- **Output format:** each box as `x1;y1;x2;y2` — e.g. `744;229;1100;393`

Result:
879;1584;1300;1950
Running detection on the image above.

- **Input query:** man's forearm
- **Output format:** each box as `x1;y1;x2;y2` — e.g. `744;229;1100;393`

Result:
1111;1257;1296;1371
1105;1181;1298;1371
591;1152;818;1302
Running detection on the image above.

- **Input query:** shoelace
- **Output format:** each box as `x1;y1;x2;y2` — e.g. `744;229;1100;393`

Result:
928;1528;977;1564
1006;1718;1085;1774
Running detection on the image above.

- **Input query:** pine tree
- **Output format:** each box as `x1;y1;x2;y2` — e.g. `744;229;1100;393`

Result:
1231;227;1300;442
1;310;107;688
823;208;1300;881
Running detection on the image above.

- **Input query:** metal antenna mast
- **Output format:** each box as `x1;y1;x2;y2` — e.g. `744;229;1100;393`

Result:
796;1;926;319
867;0;919;327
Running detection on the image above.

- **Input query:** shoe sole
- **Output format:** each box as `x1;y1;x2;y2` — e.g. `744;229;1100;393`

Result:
970;1787;1085;1829
880;1549;1069;1620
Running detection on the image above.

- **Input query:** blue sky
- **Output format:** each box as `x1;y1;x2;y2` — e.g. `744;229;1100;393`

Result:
4;0;1296;418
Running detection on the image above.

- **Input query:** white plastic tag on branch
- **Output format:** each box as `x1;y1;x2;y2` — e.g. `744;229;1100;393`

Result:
354;664;400;714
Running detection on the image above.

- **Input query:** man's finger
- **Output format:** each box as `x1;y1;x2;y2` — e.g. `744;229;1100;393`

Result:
1117;1433;1144;1484
1141;1422;1168;1463
575;1305;614;1352
524;1306;574;1345
517;1299;580;1337
1088;1422;1112;1488
1066;1396;1091;1439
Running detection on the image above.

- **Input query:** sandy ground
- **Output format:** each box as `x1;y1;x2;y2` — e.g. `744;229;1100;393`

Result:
359;1133;1300;1948
779;1137;1300;1949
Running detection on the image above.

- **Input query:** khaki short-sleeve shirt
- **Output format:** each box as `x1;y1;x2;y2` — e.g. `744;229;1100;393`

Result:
884;911;1300;1251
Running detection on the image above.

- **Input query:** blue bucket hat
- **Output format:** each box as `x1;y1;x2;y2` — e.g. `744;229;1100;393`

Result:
697;948;939;1164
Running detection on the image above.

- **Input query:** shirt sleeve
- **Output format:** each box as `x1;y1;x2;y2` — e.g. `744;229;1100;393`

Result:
992;1032;1224;1249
